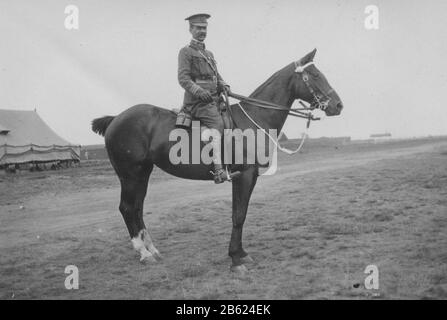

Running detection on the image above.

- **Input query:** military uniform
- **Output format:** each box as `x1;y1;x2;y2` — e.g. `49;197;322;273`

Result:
178;39;227;134
177;13;239;184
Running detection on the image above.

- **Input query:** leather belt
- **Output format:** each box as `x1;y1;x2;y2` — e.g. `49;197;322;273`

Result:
195;75;217;82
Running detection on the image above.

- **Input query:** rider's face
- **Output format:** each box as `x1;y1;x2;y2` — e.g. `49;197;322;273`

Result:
190;25;207;42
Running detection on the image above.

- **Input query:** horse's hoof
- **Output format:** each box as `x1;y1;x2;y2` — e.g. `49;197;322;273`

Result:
140;254;157;264
152;251;163;261
230;264;248;274
241;255;254;264
148;244;163;261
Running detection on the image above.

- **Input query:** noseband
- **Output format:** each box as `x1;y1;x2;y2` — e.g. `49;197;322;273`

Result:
294;61;332;111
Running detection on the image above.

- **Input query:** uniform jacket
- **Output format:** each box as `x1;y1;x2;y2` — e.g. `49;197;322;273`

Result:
178;39;227;109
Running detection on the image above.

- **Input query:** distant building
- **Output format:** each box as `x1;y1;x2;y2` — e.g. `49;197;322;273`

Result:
307;136;351;146
370;133;392;143
0;124;10;135
81;144;108;160
370;133;392;138
284;136;351;149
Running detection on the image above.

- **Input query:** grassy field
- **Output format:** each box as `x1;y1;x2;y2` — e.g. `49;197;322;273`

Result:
0;137;446;299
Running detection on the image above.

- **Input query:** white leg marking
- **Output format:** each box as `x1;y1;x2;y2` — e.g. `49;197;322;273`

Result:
131;231;155;262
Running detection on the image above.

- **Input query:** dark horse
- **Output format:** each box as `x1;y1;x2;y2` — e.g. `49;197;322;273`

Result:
92;49;343;273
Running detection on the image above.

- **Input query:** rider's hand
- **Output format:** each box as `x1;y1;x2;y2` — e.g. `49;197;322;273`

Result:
197;89;213;103
218;82;231;94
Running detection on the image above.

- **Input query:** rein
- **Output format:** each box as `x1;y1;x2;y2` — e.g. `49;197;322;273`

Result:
223;91;311;155
228;92;319;121
226;60;329;123
223;60;329;155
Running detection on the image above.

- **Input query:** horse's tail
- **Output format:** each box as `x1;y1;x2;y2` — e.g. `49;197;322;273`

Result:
91;116;115;136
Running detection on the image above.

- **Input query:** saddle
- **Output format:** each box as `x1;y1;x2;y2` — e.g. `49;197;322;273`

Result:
175;98;233;131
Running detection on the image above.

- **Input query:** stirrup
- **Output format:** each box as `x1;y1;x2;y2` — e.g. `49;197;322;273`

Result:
210;166;241;184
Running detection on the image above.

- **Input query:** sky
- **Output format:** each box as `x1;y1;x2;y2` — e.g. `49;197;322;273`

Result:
0;0;446;145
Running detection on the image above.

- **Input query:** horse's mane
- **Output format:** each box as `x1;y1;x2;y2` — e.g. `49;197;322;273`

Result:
249;63;292;98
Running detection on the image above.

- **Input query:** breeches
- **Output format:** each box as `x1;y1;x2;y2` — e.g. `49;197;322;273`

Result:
191;101;224;135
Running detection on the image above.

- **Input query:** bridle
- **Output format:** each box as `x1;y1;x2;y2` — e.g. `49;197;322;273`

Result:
222;60;335;155
293;61;333;112
227;60;334;123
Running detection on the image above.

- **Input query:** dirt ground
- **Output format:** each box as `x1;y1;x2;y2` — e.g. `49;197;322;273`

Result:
1;138;446;299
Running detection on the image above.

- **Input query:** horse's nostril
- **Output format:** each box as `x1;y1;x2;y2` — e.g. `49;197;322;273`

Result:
337;102;343;111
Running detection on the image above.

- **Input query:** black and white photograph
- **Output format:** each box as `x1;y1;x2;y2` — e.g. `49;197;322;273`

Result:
0;0;446;303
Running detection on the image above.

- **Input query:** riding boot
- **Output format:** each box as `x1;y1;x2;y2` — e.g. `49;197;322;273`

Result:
206;129;241;184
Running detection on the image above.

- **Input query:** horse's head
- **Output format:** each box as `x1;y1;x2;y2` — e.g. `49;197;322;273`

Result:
292;49;343;116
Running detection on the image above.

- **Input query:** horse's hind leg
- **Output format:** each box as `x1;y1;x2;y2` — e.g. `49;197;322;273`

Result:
118;163;161;263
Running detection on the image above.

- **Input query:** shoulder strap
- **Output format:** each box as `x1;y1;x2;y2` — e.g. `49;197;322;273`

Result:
189;45;218;76
197;51;218;76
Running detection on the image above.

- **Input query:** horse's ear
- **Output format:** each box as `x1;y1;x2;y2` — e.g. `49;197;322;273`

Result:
301;48;317;64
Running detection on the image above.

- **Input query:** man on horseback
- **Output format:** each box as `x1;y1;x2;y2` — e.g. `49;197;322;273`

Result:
178;13;232;184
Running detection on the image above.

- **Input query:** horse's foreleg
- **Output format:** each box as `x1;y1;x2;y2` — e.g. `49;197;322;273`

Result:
229;166;258;272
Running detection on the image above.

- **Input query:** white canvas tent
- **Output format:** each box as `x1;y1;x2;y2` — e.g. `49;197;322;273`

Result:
0;109;81;166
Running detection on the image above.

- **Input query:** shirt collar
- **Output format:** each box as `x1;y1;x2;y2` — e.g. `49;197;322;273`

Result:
190;39;205;50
